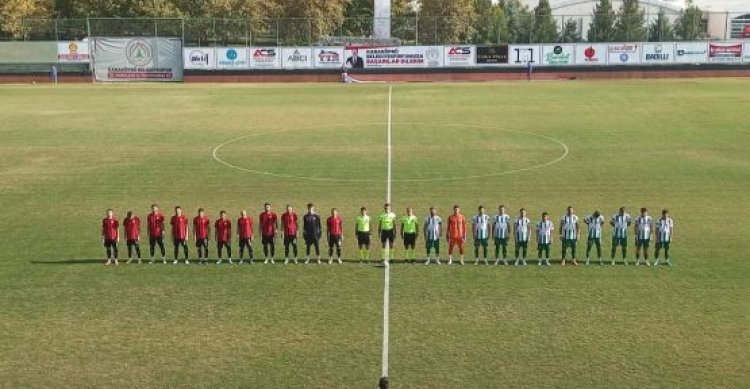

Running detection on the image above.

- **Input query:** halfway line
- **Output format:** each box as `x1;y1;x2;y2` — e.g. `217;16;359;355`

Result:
381;85;393;383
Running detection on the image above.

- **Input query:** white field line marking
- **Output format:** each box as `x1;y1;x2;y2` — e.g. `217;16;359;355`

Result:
212;123;570;183
387;87;393;204
382;85;392;380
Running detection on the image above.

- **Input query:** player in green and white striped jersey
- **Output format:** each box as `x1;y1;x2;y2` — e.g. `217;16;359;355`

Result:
513;208;531;266
654;209;674;266
584;211;605;266
423;207;442;265
472;205;491;265
536;212;554;266
401;207;419;263
492;205;511;265
559;206;579;266
355;207;371;264
634;207;653;266
610;207;632;265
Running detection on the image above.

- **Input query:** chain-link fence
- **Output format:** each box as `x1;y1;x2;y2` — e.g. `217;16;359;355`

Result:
0;13;748;44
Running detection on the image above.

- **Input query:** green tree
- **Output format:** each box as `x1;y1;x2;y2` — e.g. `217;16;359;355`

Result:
674;0;704;40
342;0;373;37
1;0;53;39
502;0;533;43
560;18;581;43
55;0;140;17
614;0;646;41
531;0;558;43
648;7;674;42
587;0;616;42
417;0;476;44
391;0;417;43
269;0;350;45
184;0;272;45
472;0;508;43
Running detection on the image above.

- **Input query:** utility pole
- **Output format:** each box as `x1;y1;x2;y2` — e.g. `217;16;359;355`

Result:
374;0;392;38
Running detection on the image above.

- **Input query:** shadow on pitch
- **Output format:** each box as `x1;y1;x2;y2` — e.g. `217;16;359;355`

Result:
29;258;396;267
30;258;106;265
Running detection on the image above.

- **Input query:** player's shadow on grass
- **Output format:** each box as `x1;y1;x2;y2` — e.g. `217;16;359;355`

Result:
31;259;105;265
29;258;392;266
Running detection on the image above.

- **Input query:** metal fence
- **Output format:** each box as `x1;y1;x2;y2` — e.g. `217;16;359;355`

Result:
1;14;748;45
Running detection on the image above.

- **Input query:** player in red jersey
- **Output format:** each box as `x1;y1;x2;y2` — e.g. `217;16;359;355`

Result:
259;203;278;264
237;209;254;264
193;208;210;264
281;205;299;264
215;210;233;265
123;211;142;264
102;208;119;265
147;204;166;263
171;206;190;265
327;208;344;264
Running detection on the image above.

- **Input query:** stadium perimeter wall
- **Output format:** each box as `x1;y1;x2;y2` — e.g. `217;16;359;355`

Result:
3;65;750;84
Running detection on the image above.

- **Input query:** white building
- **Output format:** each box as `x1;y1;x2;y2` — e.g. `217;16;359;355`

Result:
515;0;749;39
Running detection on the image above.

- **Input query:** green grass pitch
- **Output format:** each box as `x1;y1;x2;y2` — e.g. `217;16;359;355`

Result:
0;79;748;388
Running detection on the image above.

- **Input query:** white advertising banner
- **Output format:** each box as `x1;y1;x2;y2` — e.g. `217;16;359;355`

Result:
745;42;750;62
508;45;541;66
57;41;90;63
93;37;182;82
575;44;608;65
641;42;674;64
674;42;708;64
608;43;641;65
444;46;475;67
313;47;345;68
541;45;575;66
362;46;444;68
183;47;216;70
707;42;743;63
281;47;313;69
249;47;281;69
216;47;249;69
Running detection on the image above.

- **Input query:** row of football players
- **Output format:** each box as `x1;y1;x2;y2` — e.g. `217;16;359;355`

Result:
101;203;675;267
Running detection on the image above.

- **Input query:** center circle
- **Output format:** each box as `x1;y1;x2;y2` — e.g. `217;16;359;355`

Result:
212;123;569;182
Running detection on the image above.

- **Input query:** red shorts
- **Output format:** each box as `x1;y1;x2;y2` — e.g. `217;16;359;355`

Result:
448;238;465;255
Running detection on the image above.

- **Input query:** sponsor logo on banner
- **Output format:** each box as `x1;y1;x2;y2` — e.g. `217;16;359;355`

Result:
250;47;280;68
282;48;313;69
444;46;475;67
183;47;216;69
509;45;541;66
190;50;209;65
608;43;640;64
575;44;607;65
125;39;153;67
542;45;574;65
641;43;674;63
313;47;344;68
217;47;248;69
57;41;90;62
475;45;509;65
94;37;182;81
363;46;444;68
674;42;708;63
424;47;442;67
708;42;743;63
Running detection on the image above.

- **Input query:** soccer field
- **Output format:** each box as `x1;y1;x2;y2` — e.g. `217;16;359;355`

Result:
1;79;748;388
